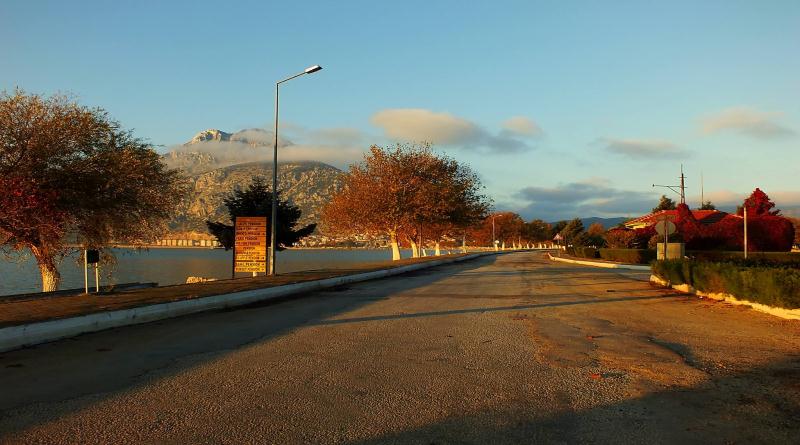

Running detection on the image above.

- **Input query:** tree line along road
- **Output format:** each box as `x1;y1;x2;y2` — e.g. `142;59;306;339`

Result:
1;251;798;444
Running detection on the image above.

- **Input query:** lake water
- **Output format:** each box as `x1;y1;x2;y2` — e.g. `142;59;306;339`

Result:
0;247;436;296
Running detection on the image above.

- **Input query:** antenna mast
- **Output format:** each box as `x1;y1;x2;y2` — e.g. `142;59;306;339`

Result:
700;171;704;206
653;165;688;205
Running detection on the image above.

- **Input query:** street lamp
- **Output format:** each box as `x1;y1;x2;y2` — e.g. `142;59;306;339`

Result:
269;64;323;276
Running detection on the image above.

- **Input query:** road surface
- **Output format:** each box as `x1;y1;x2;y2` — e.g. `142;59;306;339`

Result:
1;252;799;444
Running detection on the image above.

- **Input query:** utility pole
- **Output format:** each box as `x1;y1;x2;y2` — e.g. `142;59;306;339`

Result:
492;216;497;251
653;165;688;205
700;171;704;206
744;206;748;259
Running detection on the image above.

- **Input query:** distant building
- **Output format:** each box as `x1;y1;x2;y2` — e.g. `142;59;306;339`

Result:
623;209;736;230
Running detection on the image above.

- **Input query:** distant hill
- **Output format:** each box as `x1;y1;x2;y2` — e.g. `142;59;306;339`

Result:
548;217;630;229
580;217;629;229
162;129;343;234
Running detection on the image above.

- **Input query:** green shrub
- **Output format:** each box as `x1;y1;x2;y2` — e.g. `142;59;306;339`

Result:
687;250;800;267
598;248;656;264
651;259;800;309
573;247;599;258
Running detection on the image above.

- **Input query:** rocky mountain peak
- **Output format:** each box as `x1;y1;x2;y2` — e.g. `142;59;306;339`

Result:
186;129;233;145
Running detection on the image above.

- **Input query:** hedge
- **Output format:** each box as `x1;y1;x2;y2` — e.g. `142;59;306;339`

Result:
652;260;800;309
686;250;800;267
598;248;656;264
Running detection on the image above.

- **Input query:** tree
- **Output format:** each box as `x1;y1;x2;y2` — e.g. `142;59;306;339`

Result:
560;218;586;246
0;90;186;292
551;220;568;238
790;218;800;246
738;188;781;216
652;195;677;213
206;177;315;250
699;201;717;210
522;219;552;243
603;229;637;249
410;152;490;255
586;222;606;247
322;144;489;260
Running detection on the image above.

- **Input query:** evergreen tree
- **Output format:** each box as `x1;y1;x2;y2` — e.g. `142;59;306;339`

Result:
699;201;716;210
652;195;677;213
206;177;315;250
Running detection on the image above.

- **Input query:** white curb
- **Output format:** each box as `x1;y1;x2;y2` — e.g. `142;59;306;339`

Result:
0;253;496;353
547;253;651;271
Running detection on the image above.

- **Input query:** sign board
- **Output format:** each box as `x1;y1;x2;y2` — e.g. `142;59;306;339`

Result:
86;249;100;264
655;219;677;236
234;216;267;273
553;233;563;241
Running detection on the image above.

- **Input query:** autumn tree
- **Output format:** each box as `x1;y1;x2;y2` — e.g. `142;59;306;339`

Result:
418;153;490;254
737;188;781;216
652;195;677;213
586;222;606;247
322;144;488;260
0;90;186;291
467;212;524;248
206;177;316;250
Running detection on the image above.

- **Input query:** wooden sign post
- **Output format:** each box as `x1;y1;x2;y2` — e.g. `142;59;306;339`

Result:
234;216;267;276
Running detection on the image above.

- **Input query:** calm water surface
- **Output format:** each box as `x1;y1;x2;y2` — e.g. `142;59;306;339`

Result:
0;248;435;296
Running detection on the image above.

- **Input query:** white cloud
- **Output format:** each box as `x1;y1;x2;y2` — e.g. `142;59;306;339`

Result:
700;107;795;139
601;138;687;159
513;179;659;221
370;108;535;153
502;116;542;137
165;126;368;171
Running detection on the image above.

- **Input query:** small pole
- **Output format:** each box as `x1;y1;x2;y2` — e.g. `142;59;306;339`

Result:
664;220;669;260
231;235;236;280
744;206;748;259
84;249;88;294
95;263;100;293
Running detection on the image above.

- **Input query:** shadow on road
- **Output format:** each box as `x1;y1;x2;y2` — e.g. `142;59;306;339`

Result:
310;294;682;326
0;255;499;436
349;355;800;444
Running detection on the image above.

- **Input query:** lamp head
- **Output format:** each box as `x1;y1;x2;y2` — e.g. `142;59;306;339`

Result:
304;65;323;74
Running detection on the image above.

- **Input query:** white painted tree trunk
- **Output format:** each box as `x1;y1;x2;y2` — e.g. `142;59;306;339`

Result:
501;241;506;250
390;232;401;261
31;245;61;292
434;242;441;256
410;240;419;258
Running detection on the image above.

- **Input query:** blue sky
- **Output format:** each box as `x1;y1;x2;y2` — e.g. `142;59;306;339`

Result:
2;0;799;220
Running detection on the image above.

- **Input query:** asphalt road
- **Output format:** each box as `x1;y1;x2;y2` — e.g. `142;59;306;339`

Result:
1;251;799;444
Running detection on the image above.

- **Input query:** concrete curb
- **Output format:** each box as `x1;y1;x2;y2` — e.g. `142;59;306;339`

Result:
650;274;800;321
0;253;497;353
547;253;651;271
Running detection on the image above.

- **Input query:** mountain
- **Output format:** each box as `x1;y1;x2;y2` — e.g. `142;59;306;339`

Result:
580;217;629;229
163;129;343;234
548;217;630;229
170;160;343;233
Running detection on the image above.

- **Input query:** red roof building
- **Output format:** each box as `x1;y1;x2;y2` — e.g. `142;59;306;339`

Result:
624;209;737;229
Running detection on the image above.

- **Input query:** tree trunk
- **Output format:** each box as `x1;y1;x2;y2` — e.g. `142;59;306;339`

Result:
434;241;441;256
410;240;419;258
30;245;61;292
389;231;401;261
501;241;506;250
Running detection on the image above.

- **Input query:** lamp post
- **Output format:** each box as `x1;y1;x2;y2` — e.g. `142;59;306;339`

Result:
269;64;323;276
